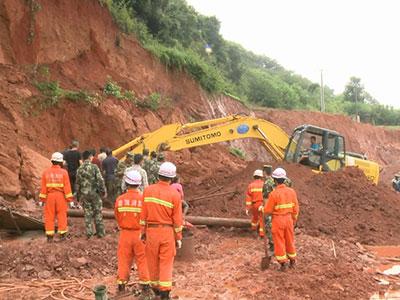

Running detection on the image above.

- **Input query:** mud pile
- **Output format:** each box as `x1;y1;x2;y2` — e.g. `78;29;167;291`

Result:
186;162;400;245
0;219;378;299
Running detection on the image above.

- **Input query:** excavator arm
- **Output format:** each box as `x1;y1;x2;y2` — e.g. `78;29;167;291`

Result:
113;115;289;160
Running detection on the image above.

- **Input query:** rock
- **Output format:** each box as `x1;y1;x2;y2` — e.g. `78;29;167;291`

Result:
24;264;34;271
38;270;52;279
71;257;89;268
19;146;50;197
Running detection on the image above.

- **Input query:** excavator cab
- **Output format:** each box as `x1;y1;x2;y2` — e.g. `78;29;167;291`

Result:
284;125;346;171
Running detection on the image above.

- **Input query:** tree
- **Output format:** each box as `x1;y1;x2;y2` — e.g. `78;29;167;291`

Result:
343;77;366;103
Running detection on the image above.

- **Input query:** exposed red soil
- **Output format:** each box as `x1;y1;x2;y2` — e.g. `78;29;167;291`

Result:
0;218;380;300
185;162;400;245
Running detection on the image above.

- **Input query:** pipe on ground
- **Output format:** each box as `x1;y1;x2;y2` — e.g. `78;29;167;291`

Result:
67;210;250;228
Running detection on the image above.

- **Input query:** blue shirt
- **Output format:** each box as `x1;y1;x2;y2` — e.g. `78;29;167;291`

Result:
311;143;320;151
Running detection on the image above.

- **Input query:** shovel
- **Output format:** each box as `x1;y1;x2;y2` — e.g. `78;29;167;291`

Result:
260;227;271;270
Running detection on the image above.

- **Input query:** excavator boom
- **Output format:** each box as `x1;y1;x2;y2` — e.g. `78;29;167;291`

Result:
113;115;289;160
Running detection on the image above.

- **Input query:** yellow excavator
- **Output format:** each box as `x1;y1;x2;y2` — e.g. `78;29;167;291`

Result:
113;115;380;183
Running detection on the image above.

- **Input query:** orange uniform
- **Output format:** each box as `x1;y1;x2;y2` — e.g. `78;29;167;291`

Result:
140;181;183;292
264;184;299;263
245;179;265;237
114;189;150;285
39;165;73;236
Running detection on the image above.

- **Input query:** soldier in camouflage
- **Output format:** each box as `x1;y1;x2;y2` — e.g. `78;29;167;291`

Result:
114;152;134;196
75;150;107;238
262;164;294;252
143;151;156;178
147;152;164;185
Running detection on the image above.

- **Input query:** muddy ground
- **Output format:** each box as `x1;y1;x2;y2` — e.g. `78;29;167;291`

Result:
0;218;381;300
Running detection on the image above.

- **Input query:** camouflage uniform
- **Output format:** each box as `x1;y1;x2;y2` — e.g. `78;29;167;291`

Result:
114;159;133;196
143;157;151;176
147;159;160;185
75;160;106;238
263;176;293;252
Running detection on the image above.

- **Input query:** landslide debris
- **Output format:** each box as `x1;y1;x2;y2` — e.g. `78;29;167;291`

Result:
185;162;400;245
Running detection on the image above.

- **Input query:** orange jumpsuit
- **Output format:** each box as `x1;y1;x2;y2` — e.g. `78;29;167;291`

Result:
115;189;150;285
39;165;73;236
245;179;265;237
140;181;183;292
264;184;299;263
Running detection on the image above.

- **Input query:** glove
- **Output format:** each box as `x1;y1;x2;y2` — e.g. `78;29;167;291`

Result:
245;209;249;216
69;202;75;209
258;205;264;212
38;201;44;207
176;240;182;249
140;232;146;242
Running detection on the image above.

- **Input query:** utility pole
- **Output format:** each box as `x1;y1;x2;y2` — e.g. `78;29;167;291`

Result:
320;70;325;112
354;82;359;122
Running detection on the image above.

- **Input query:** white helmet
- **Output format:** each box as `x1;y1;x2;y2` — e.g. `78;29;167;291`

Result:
272;167;287;179
253;169;263;177
125;170;142;185
51;152;64;162
158;162;177;178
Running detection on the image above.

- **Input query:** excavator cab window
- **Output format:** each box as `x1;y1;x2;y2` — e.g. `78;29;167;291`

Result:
321;134;345;171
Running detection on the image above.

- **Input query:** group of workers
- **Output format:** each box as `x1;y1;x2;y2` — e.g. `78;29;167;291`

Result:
39;147;183;299
38;139;299;298
245;165;299;271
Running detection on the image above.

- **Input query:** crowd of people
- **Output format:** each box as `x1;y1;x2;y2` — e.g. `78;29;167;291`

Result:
39;140;300;298
39;141;185;299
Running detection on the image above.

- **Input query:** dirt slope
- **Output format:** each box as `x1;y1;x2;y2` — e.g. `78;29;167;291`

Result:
0;0;399;198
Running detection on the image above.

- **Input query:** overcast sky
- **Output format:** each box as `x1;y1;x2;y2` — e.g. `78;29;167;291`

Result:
187;0;400;107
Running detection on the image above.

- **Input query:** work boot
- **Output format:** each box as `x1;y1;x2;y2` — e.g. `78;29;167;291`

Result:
118;283;126;293
46;235;54;243
159;290;171;300
59;233;67;242
138;284;154;300
152;288;160;297
279;262;288;272
289;259;296;269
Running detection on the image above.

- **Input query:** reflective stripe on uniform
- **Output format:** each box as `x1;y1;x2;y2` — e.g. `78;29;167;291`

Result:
174;226;183;233
149;280;159;285
275;254;288;261
159;281;172;287
46;183;64;188
144;197;174;208
58;230;68;234
274;203;294;209
245;201;252;205
118;207;142;213
140;220;146;225
46;230;55;235
139;280;151;285
65;193;73;198
287;252;297;258
251;188;263;192
39;193;47;198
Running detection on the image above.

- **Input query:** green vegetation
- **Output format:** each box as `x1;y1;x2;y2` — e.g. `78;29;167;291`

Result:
103;78;136;101
99;0;400;125
229;147;246;160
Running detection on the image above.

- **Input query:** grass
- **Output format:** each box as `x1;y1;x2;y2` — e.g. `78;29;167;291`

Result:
229;146;246;160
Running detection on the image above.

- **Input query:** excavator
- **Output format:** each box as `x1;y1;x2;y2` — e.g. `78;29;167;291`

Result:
113;115;380;183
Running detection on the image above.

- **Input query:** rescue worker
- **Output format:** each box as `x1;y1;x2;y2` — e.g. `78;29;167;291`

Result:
39;152;74;242
148;153;164;185
115;152;134;196
263;167;299;271
245;169;265;237
262;165;275;252
115;170;151;298
75;150;107;239
140;162;183;300
123;154;148;192
143;151;157;178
